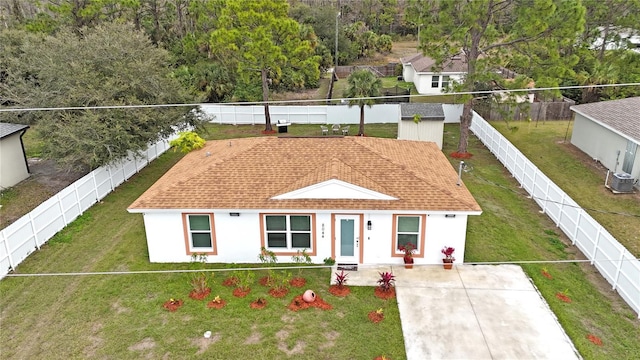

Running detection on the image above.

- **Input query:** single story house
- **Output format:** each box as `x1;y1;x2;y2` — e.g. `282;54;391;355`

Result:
128;137;482;266
400;53;466;95
570;97;640;187
0;122;30;189
397;103;445;148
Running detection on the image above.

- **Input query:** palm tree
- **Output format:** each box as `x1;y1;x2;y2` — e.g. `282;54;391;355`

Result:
344;69;382;136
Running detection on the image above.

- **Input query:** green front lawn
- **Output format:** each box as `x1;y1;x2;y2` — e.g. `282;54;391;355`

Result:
0;123;637;359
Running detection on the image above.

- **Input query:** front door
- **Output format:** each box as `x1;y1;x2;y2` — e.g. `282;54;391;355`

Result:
334;215;360;264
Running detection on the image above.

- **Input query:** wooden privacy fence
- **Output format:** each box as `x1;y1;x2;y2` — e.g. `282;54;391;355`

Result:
0;137;174;279
470;113;640;318
476;101;575;121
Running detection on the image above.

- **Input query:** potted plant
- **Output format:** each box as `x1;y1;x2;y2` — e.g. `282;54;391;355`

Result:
399;242;416;269
441;246;455;269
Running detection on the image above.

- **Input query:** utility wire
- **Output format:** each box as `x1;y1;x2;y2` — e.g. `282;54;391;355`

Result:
1;82;639;113
3;258;636;277
466;171;640;218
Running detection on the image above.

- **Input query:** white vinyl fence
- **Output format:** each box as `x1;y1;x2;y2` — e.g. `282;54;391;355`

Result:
0;137;174;279
199;104;464;125
470;112;640;318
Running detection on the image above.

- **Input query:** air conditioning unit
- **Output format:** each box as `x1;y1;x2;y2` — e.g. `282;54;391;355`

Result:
610;173;634;193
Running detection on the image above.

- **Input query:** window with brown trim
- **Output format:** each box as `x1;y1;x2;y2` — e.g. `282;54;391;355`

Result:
264;215;312;250
396;215;421;253
186;214;213;251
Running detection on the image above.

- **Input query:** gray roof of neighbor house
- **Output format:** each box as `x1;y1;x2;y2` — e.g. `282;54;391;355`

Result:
400;53;467;73
400;103;444;120
129;136;481;213
0;122;29;140
570;97;640;142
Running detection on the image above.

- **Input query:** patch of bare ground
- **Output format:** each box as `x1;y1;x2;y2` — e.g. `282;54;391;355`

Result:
111;300;131;314
84;323;104;358
280;313;297;323
318;330;340;350
192;333;221;355
0;158;86;229
275;326;306;356
128;337;156;351
244;325;262;345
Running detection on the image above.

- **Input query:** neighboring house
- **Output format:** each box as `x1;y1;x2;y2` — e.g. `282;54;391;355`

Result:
570;97;640;187
0;123;30;189
397;103;445;149
128;137;482;266
400;53;465;95
592;27;640;54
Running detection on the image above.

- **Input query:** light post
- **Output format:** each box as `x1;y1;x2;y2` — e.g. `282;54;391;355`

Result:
335;11;340;72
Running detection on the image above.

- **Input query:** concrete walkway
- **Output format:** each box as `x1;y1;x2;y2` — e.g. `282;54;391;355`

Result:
332;264;580;360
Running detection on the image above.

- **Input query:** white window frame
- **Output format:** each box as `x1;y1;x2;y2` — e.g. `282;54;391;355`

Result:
441;75;450;89
187;214;213;252
431;75;440;88
395;215;422;255
264;214;313;251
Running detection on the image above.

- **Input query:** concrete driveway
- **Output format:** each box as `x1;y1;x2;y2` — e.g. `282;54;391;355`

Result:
332;264;580;359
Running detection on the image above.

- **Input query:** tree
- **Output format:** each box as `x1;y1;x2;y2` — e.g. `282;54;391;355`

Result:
0;23;202;171
209;0;320;132
344;70;382;136
415;0;585;155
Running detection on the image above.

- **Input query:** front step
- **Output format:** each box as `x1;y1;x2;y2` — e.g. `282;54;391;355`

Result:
337;263;358;271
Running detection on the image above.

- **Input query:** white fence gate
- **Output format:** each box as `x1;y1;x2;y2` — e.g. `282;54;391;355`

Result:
0;138;174;279
470;112;640;318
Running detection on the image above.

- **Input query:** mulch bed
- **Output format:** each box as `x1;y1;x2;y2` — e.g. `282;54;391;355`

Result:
189;288;211;300
222;276;239;287
289;277;306;287
233;287;251;298
162;299;183;312
450;151;473;159
269;287;290;298
259;276;273;287
541;270;553;280
206;299;227;309
328;285;351;297
250;298;267;309
368;311;384;324
288;294;333;311
555;292;571;303
374;287;396;300
587;334;603;346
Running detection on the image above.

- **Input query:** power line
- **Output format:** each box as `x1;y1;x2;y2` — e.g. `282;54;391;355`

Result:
2;258;636;278
1;83;639;113
466;172;640;218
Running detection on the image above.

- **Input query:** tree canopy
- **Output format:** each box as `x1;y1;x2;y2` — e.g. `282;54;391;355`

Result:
344;69;382;136
0;22;202;171
209;0;321;131
414;0;586;154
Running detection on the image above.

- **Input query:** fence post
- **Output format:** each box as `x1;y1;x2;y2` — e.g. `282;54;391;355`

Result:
74;179;83;215
540;181;551;214
28;213;40;250
572;209;581;245
107;165;115;191
556;193;565;227
611;250;625;291
1;231;15;271
57;194;67;226
591;226;602;265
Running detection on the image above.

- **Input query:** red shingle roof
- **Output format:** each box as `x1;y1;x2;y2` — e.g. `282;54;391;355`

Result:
128;137;481;212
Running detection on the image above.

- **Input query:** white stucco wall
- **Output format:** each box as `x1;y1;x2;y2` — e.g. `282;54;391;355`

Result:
571;114;640;180
140;210;472;265
0;133;29;189
402;65;415;82
414;73;464;95
397;119;444;148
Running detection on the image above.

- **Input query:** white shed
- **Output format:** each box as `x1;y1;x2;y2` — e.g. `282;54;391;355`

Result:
0;123;30;189
397;103;445;149
570;97;640;188
128;137;481;266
